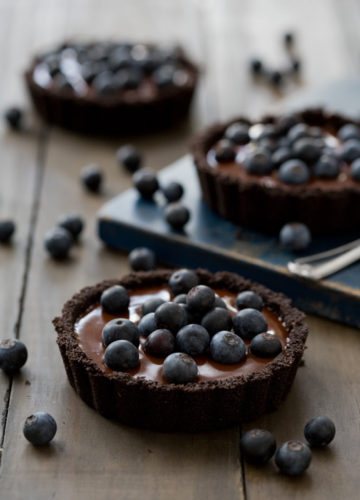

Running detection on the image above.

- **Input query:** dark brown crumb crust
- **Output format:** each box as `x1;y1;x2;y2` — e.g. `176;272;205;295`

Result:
25;52;198;135
191;108;360;234
53;269;308;432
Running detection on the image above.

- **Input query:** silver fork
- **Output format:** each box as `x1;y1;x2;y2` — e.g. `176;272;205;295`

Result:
288;238;360;280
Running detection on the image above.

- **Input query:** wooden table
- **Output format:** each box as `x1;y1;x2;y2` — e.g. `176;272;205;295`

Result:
1;1;360;498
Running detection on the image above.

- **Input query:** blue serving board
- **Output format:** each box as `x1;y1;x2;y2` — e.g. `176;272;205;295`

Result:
98;154;360;328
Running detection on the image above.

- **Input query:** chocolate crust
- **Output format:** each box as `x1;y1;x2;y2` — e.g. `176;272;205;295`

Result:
191;108;360;234
53;269;308;432
25;51;198;135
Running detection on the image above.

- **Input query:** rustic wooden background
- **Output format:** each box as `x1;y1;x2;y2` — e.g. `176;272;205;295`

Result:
1;0;360;498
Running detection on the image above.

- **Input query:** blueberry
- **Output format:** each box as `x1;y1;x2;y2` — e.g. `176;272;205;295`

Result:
113;67;143;89
81;61;105;83
201;307;233;337
155;302;186;333
210;331;246;364
100;285;130;314
23;412;57;446
57;214;84;239
313;154;340;178
250;58;263;75
278;159;310;185
270;70;283;86
152;64;176;87
350;158;360;181
275;441;312;476
138;312;157;337
233;308;268;340
176;324;210;356
162;182;184;202
104;339;139;371
0;339;27;373
292;137;322;162
169;269;199;295
4;106;23;130
80;164;103;193
108;46;131;71
287;123;309;144
276;114;299;134
129;247;156;271
279;222;311;251
271;147;292;167
338;124;360;142
145;329;175;357
250;333;282;357
240;429;277;465
214;296;227;309
340;139;360;162
304;416;336;447
187;285;215;315
141;296;166;316
44;227;73;259
235;291;263;311
173;293;187;304
133;169;159;199
102;318;140;347
0;220;15;243
165;203;190;230
225;122;250;145
116;145;142;173
214;139;236;163
244;148;273;175
162;352;198;384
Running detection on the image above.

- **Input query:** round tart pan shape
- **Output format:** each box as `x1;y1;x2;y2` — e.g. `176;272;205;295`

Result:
25;42;198;135
191;108;360;234
53;269;308;432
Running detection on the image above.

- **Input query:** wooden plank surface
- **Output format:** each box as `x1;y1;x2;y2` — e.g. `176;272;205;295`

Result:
0;0;359;499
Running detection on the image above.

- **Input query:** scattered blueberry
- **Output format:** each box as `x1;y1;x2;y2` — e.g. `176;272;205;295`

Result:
104;339;139;371
57;214;84;239
80;164;103;193
165;203;190;230
187;285;215;315
271;147;292;167
210;331;246;364
176;324;210;356
240;429;277;465
0;220;15;243
102;318;140;347
201;307;233;337
278;159;310;185
287;123;309;144
313;154;340;178
244;148;273;175
338;124;360;142
44;227;73;259
138;312;157;337
162;352;198;384
0;339;28;373
116;145;142;173
233;308;268;340
23;412;57;446
133;169;159;200
340;139;360;162
350;158;360;181
155;302;186;333
152;64;176;87
4;106;23;130
250;333;282;358
145;329;175;357
129;247;156;271
162;181;184;203
100;285;130;314
292;137;322;162
275;441;312;476
113;67;143;89
173;294;187;304
214;296;227;309
235;291;263;311
279;222;311;251
250;58;263;75
141;296;166;316
214;139;236;163
304;416;336;447
225;122;250;145
168;269;199;295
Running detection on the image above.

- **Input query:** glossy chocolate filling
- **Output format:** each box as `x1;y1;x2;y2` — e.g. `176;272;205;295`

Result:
75;286;289;384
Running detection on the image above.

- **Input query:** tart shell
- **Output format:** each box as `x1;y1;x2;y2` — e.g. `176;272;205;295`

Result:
53;269;308;432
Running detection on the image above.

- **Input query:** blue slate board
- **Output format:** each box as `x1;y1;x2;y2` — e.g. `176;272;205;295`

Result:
98;154;360;328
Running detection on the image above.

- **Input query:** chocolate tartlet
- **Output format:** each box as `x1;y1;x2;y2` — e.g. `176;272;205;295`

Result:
25;41;198;135
53;269;307;432
192;109;360;234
